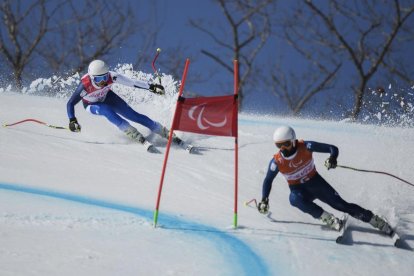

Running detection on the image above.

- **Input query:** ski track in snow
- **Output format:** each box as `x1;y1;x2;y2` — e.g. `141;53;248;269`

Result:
0;182;269;275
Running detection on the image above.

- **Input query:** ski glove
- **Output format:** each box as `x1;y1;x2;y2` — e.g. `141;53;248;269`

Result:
324;156;337;170
149;83;165;95
69;117;81;132
258;198;269;214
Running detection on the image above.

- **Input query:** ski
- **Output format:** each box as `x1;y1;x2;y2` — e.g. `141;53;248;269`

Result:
142;140;160;153
174;138;196;154
391;231;401;246
147;145;161;153
375;217;412;250
389;230;412;250
372;228;412;250
335;214;350;244
335;217;412;250
182;143;196;154
125;129;160;153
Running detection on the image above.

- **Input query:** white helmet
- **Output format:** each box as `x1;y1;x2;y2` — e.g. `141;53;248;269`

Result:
88;60;109;76
273;125;296;143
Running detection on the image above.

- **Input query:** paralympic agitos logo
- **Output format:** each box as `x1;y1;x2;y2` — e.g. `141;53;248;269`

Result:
188;103;227;130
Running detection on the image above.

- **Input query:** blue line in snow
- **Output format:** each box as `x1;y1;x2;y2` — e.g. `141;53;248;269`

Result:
0;182;270;275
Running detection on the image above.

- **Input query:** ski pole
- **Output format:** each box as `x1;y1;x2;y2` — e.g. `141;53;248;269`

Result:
152;48;162;85
244;198;257;208
3;118;68;130
337;164;414;188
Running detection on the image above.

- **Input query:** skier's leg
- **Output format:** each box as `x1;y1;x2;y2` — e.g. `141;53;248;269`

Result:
99;92;188;150
105;91;160;132
86;103;147;144
289;188;323;219
106;92;187;144
310;175;393;234
310;174;373;222
289;187;341;230
86;103;128;129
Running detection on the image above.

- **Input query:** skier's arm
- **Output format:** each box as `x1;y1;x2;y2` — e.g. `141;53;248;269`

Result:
67;82;84;119
111;72;164;94
257;158;279;214
111;71;150;90
305;140;338;169
262;158;279;200
305;141;338;159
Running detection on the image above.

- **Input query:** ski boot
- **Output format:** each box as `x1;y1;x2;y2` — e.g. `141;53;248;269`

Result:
158;125;194;153
158;125;181;143
369;215;394;236
124;126;155;152
171;135;194;153
320;211;342;231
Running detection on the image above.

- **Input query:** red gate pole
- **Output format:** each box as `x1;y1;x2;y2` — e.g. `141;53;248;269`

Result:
233;60;239;228
153;58;190;227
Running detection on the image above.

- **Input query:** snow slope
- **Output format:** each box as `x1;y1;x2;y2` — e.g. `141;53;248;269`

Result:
1;92;414;276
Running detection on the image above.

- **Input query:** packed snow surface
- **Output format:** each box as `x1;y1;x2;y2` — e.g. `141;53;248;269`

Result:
1;91;413;275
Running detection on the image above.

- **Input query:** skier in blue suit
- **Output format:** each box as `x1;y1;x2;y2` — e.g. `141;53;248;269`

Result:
66;59;183;151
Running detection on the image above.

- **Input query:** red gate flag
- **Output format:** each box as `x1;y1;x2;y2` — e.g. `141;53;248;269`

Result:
153;59;239;229
172;95;238;137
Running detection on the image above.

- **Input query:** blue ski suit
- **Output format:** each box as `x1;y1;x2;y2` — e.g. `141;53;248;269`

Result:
261;140;374;222
67;71;160;132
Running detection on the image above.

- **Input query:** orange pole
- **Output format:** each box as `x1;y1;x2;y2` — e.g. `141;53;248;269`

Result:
153;59;190;227
233;60;239;228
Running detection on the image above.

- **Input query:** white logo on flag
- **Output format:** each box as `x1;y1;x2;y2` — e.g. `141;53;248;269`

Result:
188;104;227;130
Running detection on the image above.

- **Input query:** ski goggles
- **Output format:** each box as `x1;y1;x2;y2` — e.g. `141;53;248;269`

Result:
275;140;292;149
93;73;109;84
